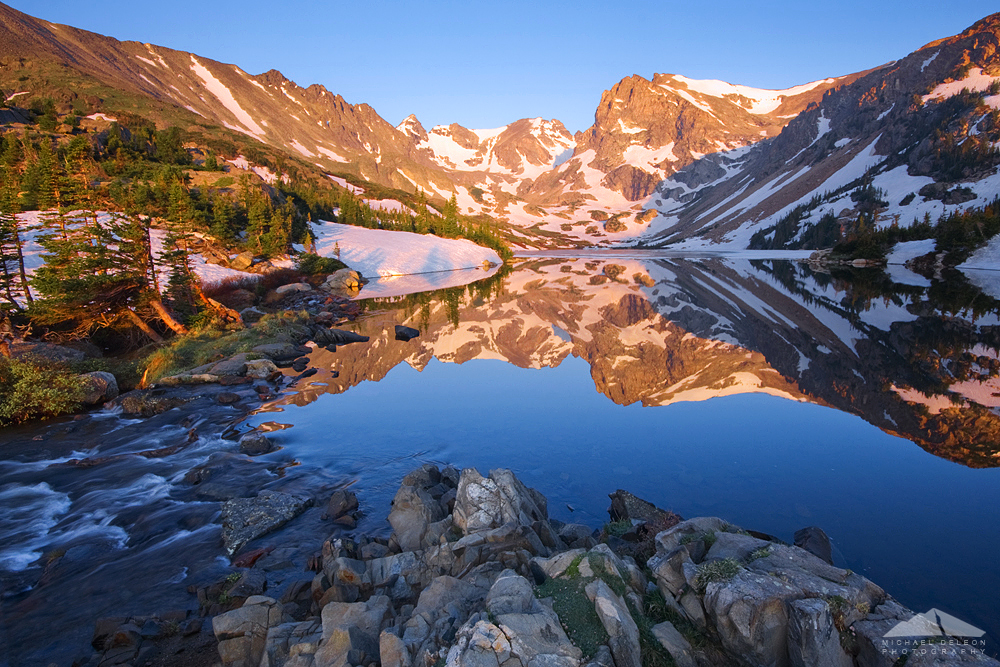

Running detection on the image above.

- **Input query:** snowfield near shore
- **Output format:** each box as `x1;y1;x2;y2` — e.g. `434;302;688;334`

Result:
958;236;1000;300
308;220;501;278
9;212;503;302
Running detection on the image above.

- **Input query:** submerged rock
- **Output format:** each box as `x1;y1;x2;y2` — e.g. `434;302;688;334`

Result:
239;432;275;456
113;389;189;416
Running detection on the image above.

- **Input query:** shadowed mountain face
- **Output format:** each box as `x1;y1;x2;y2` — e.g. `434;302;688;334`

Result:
4;3;1000;248
268;258;1000;468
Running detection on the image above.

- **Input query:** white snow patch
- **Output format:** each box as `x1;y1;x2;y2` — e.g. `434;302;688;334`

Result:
621;143;678;173
149;228;258;287
472;126;508;142
877;103;895;121
189;56;265;137
362;199;415;215
86;113;117;122
227;156;288;185
812;112;831;145
923;68;1000;104
958;236;1000;299
666;75;833;114
885;239;936;287
887;239;936;265
616;118;644;135
327;176;365;195
921;51;939;72
289;139;314;158
318;146;348;163
310;220;501;280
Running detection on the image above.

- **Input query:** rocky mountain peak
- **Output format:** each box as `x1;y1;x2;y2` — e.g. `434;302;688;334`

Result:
396;114;427;140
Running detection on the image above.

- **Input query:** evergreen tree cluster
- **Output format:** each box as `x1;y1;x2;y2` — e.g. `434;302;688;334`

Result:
0;103;511;343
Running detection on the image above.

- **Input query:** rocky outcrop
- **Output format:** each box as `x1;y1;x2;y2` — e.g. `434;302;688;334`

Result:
78;371;120;405
213;595;284;667
453;468;548;535
323;270;366;297
204;467;1000;667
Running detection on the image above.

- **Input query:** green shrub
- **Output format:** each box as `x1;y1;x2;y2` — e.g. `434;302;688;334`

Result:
296;253;348;275
604;519;632;538
0;356;86;425
142;311;311;382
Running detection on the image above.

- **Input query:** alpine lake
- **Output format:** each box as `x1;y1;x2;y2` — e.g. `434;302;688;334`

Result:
2;253;1000;665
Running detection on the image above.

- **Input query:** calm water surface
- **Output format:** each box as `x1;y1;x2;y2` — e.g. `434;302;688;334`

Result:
2;255;999;664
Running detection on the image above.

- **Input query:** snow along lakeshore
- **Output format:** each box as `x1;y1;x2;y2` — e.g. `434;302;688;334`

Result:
11;212;503;301
308;220;501;279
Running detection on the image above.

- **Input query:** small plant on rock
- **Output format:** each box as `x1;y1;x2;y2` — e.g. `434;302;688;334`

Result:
603;519;631;538
695;558;741;592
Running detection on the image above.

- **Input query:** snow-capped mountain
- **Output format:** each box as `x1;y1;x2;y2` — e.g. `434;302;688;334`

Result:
640;14;1000;249
2;3;1000;249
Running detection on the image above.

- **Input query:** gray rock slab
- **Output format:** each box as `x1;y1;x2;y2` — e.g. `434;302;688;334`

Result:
651;621;696;667
221;491;311;555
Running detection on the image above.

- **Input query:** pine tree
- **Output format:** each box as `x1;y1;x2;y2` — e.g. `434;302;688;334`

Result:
443;194;459;237
160;231;198;320
210;195;235;241
245;196;271;255
262;200;293;256
30;212;187;340
0;163;32;304
0;210;20;311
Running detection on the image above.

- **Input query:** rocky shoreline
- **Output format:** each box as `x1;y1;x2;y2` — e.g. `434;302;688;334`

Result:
81;466;998;667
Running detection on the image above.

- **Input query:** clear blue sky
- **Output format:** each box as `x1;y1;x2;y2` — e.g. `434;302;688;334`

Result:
8;1;997;133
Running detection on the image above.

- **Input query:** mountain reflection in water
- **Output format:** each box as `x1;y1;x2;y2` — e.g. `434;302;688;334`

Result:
262;257;1000;468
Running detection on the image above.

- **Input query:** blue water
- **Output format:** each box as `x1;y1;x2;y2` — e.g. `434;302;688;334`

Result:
246;353;1000;643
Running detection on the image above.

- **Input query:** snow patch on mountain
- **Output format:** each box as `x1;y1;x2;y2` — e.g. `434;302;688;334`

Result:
922;67;1000;103
622;143;678;174
421;128;479;169
472;126;508;142
327;175;364;194
666;75;834;114
289;139;313;158
228;156;288;185
616;118;644;135
921;51;940;72
317;146;348;163
189;57;265;138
